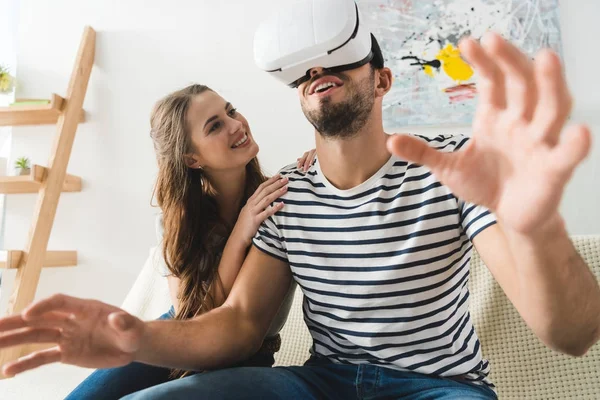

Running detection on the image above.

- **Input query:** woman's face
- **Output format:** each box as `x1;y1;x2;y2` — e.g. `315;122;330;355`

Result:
185;91;259;172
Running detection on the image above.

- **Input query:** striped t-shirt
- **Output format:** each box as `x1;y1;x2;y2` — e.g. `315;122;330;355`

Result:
253;134;497;389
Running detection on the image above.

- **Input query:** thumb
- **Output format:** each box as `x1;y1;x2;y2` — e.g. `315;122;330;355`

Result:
108;311;143;354
386;134;449;170
551;124;592;174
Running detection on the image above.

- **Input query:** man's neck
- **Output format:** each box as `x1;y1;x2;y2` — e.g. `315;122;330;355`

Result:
315;118;391;190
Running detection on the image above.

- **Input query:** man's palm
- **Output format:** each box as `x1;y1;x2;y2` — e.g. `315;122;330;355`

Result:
0;295;144;376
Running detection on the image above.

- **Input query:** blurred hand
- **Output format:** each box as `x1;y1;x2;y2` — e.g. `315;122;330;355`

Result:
0;294;145;377
387;32;591;235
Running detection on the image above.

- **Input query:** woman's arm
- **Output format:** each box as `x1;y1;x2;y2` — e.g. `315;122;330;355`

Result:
166;151;315;313
210;150;315;305
209;175;289;307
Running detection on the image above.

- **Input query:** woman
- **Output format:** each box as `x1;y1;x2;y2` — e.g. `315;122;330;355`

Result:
66;84;315;399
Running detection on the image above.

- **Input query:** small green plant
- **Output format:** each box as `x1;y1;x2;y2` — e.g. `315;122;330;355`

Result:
0;65;15;94
15;157;31;173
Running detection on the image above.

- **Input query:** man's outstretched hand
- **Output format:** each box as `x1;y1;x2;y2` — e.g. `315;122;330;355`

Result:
388;32;591;235
0;294;145;377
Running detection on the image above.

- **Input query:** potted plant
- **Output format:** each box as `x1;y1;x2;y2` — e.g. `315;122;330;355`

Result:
15;157;31;176
0;65;16;94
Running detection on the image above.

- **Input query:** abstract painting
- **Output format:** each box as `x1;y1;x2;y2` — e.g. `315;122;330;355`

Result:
357;0;563;128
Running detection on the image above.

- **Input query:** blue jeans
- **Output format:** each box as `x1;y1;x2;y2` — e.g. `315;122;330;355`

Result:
65;308;275;400
122;355;497;400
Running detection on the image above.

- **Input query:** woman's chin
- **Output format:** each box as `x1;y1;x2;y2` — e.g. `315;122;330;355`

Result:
245;142;260;159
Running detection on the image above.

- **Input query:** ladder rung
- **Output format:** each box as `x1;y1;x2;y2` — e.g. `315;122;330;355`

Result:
0;250;78;269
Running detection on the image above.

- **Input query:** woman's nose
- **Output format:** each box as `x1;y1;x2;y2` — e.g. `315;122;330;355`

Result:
229;119;243;135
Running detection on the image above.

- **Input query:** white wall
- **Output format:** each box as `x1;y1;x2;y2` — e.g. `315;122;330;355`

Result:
0;0;597;397
556;2;600;234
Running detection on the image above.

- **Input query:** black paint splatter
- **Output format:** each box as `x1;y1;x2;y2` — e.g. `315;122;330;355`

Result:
401;56;442;72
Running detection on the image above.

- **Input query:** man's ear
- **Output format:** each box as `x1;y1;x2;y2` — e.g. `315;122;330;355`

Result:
184;154;203;169
375;67;393;97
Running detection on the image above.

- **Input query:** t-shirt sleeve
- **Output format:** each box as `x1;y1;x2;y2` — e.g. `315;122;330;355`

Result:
252;216;288;263
459;200;497;241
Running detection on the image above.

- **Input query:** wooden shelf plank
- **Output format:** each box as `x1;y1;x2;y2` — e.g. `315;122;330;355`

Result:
0;93;85;127
0;164;81;194
0;250;77;269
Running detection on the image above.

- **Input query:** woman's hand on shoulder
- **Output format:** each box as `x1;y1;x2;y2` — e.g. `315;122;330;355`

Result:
232;175;288;246
297;149;316;173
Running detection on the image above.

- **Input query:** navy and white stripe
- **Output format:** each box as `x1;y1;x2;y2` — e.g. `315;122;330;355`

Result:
253;134;496;389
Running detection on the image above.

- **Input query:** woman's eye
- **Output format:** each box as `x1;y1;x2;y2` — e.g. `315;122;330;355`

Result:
209;121;221;133
228;108;238;117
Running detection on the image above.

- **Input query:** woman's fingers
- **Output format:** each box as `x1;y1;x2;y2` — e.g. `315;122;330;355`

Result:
256;184;288;211
303;149;316;171
251;177;288;206
297;152;309;169
257;202;285;222
248;174;281;203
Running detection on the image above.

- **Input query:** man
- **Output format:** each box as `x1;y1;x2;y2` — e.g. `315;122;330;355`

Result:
0;27;599;400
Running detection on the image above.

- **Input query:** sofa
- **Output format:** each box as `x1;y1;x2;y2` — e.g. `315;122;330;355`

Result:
122;236;600;399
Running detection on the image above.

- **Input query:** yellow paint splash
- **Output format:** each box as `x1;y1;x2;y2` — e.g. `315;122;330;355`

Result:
428;44;474;83
423;65;434;78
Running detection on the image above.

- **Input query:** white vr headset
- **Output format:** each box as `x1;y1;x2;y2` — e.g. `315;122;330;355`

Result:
253;0;384;88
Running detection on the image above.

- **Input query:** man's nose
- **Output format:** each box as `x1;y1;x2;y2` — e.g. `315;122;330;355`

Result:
309;67;326;77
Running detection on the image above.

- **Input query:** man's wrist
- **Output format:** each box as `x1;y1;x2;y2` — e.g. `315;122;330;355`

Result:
133;320;155;364
502;212;574;273
503;212;567;246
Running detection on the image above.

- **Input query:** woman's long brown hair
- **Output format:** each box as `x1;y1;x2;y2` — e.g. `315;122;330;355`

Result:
149;84;266;377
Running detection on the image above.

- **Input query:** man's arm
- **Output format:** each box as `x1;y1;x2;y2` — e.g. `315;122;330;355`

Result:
135;247;292;370
387;34;600;356
0;245;291;377
473;221;600;356
137;246;292;370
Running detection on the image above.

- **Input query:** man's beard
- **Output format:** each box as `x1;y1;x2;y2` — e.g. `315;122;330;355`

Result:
302;73;375;139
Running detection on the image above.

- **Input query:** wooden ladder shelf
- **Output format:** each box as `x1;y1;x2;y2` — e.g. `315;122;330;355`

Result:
0;93;85;127
0;26;95;374
0;164;82;194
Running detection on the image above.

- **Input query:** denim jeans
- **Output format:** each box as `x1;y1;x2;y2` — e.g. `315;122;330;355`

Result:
122;355;497;400
65;308;275;400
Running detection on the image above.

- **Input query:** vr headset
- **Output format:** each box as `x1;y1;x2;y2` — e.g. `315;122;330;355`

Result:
253;0;384;88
